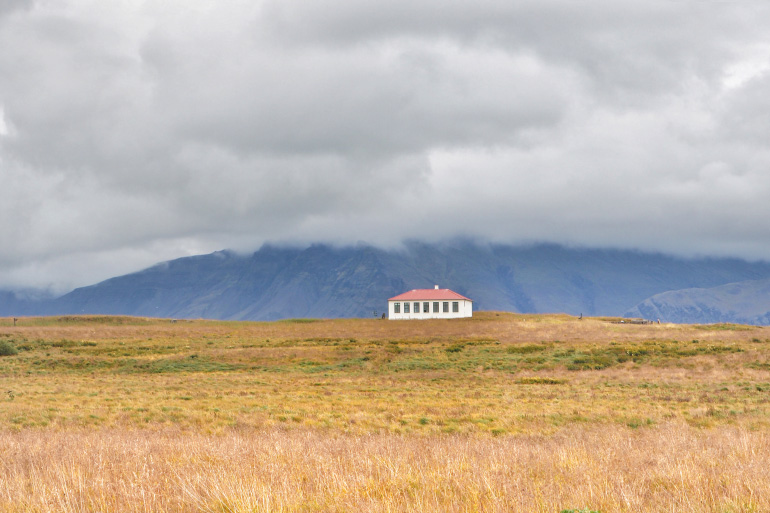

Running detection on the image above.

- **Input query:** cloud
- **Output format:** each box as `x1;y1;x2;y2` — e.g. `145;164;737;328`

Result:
2;0;770;291
0;0;30;18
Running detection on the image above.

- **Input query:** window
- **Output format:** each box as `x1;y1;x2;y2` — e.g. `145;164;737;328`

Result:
423;302;429;313
394;302;400;314
404;302;410;313
414;302;419;313
443;302;449;313
433;302;439;313
452;301;459;313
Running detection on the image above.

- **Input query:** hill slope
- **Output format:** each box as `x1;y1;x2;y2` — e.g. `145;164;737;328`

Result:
4;242;770;321
625;278;770;325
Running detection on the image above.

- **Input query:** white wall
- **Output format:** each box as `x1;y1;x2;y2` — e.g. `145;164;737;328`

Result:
388;299;472;320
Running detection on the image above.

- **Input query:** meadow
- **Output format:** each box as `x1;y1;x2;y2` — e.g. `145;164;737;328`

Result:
0;312;769;511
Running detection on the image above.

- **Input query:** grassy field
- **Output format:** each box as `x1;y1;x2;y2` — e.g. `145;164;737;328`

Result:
1;312;769;511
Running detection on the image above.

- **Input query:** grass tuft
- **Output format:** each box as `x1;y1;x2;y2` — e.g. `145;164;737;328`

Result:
0;340;18;356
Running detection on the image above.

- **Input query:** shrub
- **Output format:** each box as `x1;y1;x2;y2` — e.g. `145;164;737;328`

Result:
0;340;18;356
507;344;547;354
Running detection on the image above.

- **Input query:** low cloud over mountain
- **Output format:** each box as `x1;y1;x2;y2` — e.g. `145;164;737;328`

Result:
3;2;770;293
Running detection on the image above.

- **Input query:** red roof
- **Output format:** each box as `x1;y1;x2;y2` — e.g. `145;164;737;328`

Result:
388;288;472;301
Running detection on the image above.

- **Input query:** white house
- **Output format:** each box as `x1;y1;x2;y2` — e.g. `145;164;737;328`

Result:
388;286;473;320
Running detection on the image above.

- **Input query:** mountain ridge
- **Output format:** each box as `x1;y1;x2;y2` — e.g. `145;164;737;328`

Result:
625;278;770;325
3;242;770;322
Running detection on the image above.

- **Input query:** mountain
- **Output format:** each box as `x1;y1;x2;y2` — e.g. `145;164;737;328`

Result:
625;278;770;325
3;241;770;321
0;289;53;317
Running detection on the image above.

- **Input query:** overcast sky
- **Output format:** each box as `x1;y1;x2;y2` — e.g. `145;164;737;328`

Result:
2;0;770;293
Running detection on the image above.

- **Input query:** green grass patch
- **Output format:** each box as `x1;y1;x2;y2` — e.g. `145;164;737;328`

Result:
517;377;566;385
694;323;753;331
506;344;548;354
0;340;18;356
119;356;242;374
559;341;744;370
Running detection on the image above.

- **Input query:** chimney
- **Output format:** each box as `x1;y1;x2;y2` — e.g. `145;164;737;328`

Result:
434;285;439;289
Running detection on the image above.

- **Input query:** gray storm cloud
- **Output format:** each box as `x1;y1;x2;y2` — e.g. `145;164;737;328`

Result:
2;0;770;292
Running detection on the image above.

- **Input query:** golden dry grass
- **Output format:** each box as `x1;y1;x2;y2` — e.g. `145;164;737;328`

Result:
2;313;769;434
1;313;769;511
0;424;767;512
